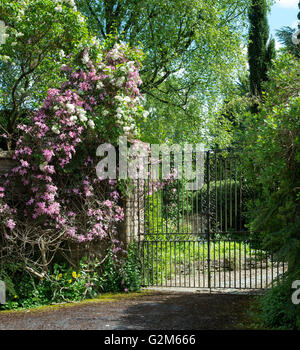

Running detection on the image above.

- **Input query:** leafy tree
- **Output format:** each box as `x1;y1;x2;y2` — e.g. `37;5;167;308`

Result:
248;0;275;97
76;0;254;145
240;53;300;329
242;53;300;273
0;0;91;149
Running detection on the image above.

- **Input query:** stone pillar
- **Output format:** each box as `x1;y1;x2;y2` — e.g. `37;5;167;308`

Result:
119;180;145;246
0;280;5;304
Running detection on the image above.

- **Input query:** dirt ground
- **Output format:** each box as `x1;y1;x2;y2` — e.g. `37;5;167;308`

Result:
0;290;259;330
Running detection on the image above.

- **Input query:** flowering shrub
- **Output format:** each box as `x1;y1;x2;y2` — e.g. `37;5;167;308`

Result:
0;40;148;278
0;0;94;149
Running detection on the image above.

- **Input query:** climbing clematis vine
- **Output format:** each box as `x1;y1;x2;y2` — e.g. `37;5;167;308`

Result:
0;41;149;274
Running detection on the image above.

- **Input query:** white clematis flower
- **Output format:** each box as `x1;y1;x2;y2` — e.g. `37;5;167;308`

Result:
124;96;131;103
66;103;76;114
96;81;104;89
82;53;90;65
116;77;125;87
76;107;87;120
115;95;123;102
70;115;78;122
79;115;88;122
51;125;60;135
111;50;120;60
88;120;95;129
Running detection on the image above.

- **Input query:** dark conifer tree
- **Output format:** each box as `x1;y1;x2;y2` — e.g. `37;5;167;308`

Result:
248;0;275;97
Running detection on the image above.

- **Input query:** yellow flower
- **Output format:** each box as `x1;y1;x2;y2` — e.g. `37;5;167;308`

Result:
68;279;72;284
72;271;77;279
14;295;18;299
77;273;81;278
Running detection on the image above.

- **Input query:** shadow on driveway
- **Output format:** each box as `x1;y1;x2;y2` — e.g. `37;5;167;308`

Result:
0;291;256;330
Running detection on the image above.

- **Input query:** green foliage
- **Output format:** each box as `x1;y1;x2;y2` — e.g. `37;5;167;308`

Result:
96;244;141;293
77;0;252;146
0;244;142;310
228;47;300;331
236;52;300;329
260;271;300;329
241;53;300;271
121;243;142;292
0;261;19;298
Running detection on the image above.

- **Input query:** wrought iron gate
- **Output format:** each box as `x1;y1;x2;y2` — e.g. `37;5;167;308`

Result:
130;149;287;290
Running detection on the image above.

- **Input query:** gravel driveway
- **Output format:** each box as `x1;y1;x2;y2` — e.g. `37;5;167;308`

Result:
0;290;257;330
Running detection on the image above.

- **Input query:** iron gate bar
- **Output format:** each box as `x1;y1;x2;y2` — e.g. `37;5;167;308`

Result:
206;151;211;290
135;149;287;290
225;158;227;232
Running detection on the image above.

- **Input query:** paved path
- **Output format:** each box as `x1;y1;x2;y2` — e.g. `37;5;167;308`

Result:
0;291;255;330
